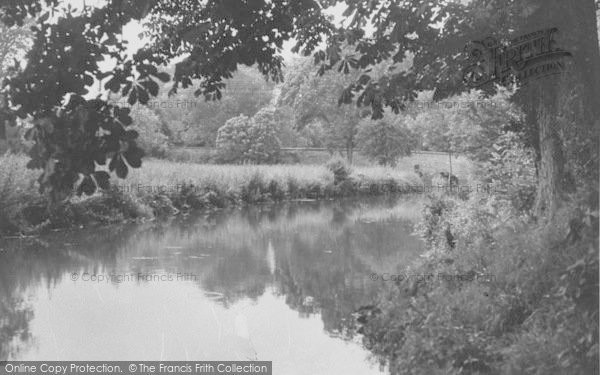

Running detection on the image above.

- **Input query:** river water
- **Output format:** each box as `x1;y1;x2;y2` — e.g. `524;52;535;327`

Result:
0;197;425;374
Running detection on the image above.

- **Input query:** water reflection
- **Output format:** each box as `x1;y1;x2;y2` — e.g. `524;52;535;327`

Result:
0;197;424;374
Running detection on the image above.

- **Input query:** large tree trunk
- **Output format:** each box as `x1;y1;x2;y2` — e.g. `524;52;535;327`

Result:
520;0;600;218
534;94;566;217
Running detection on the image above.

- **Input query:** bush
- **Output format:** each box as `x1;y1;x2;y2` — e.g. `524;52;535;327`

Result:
480;132;537;212
245;108;282;163
326;156;351;185
215;114;252;163
239;172;267;203
215;108;282;164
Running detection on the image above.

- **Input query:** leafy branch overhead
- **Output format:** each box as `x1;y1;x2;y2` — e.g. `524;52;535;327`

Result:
0;0;335;199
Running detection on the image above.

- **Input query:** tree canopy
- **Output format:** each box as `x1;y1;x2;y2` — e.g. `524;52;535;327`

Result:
357;111;416;167
279;56;365;162
0;0;598;215
0;0;334;201
153;65;275;146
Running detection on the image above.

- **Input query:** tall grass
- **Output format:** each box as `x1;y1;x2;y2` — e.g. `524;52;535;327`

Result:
121;158;419;202
125;160;334;192
0;155;425;235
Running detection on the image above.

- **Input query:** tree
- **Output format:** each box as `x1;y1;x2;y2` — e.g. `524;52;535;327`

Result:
308;0;599;217
150;65;275;146
215;114;252;164
215;108;281;164
0;0;334;201
246;107;282;163
279;57;363;163
0;20;32;77
357;112;416;167
130;105;168;158
405;89;522;181
0;21;32;143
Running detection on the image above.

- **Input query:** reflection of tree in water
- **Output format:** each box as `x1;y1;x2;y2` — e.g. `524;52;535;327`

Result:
268;199;423;338
0;226;133;359
0;295;33;360
331;203;350;226
273;230;386;337
201;245;271;308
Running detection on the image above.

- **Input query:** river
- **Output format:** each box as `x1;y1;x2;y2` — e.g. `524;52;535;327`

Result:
0;197;425;374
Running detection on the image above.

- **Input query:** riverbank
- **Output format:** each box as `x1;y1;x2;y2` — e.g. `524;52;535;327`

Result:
0;154;424;236
356;190;599;374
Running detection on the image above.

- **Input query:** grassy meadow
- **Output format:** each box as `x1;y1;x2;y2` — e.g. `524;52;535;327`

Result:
0;152;467;236
166;147;473;177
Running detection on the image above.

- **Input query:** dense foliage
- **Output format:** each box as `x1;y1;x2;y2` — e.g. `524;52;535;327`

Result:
148;66;275;147
358;112;416;166
279;57;364;162
0;21;32;148
215;108;282;164
355;137;598;375
130;105;169;158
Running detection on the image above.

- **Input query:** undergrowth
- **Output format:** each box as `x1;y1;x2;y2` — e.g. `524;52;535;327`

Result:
357;189;599;375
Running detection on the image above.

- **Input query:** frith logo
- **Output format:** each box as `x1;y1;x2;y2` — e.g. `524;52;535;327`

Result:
462;28;572;87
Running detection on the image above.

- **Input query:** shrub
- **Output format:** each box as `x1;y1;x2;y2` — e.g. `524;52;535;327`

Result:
326;156;351;185
141;194;178;217
245;108;282;164
215;109;282;164
480;132;537;212
267;179;286;201
215;114;252;163
239;172;267;203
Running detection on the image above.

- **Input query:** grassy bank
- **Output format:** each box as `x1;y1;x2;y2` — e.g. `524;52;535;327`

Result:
0;154;423;236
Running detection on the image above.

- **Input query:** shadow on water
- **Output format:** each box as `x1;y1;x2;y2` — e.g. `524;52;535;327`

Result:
0;196;424;370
